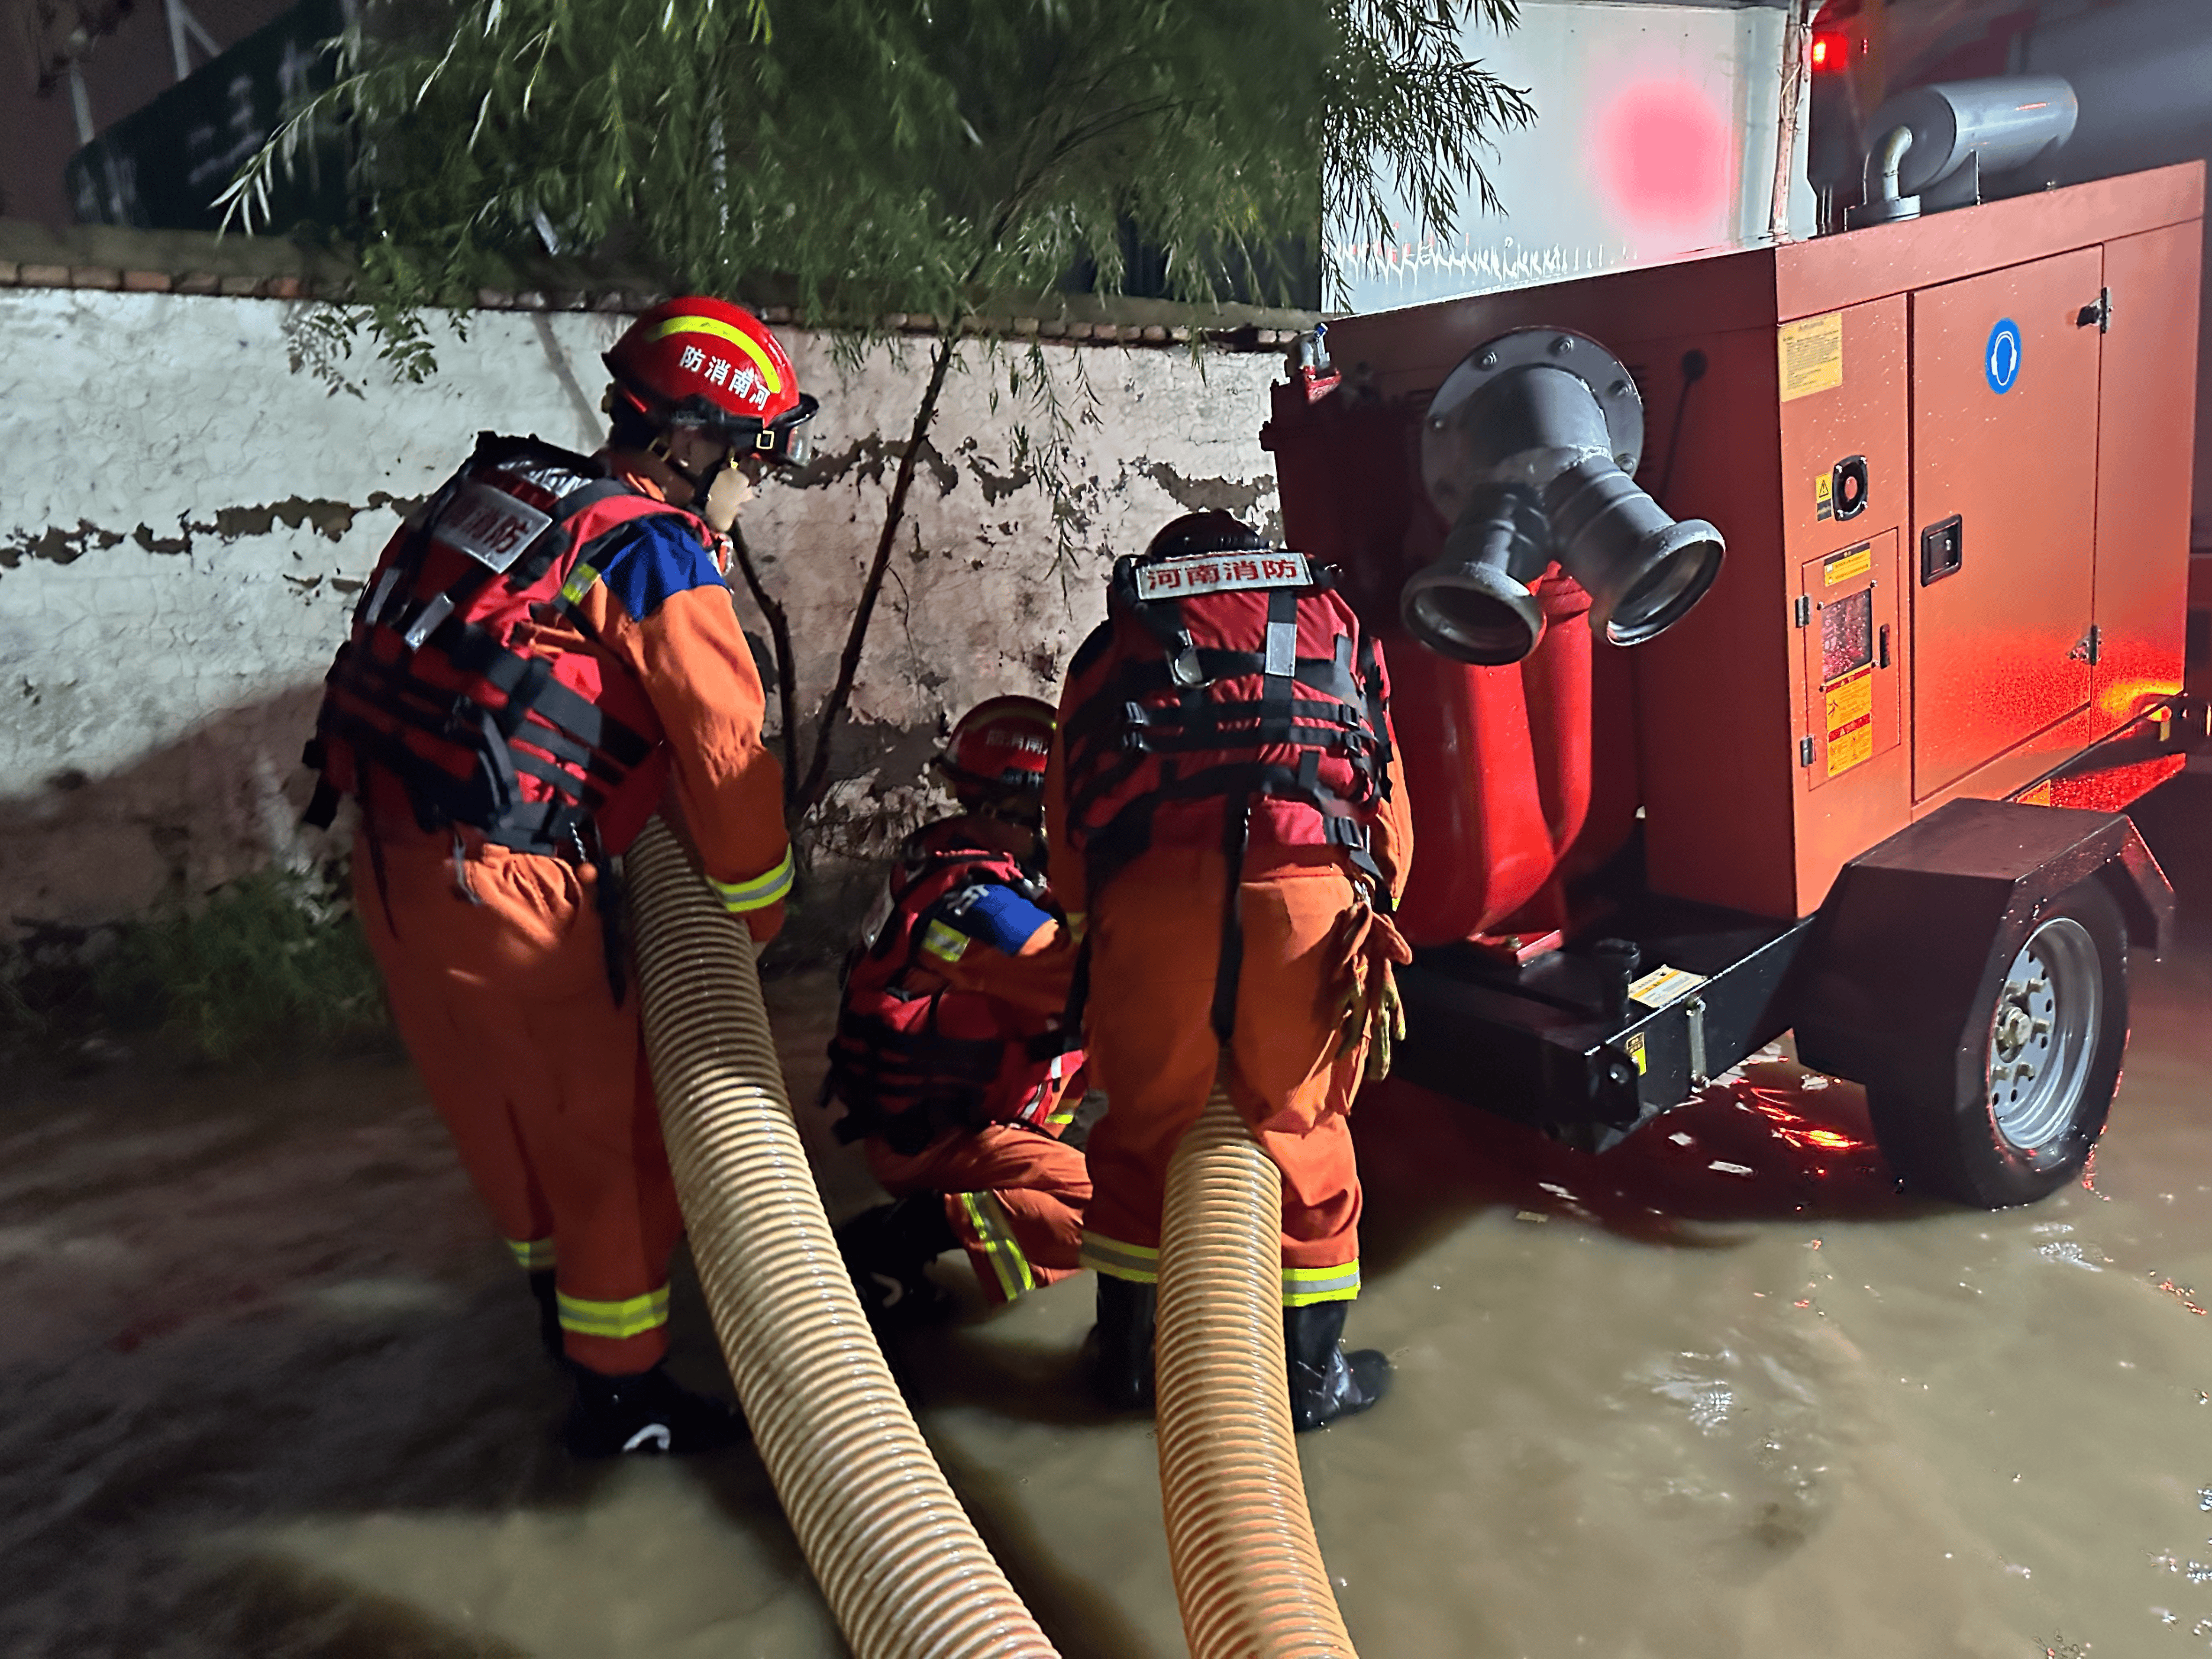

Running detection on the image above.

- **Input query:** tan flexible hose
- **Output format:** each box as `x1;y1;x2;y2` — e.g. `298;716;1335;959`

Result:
625;816;1058;1659
1155;1083;1359;1657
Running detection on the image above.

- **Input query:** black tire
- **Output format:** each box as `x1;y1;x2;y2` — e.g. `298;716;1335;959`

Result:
1864;874;2129;1208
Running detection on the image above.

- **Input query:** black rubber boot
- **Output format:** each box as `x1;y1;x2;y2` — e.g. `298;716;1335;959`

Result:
1090;1274;1158;1412
837;1193;958;1329
1285;1301;1391;1432
563;1364;748;1458
528;1270;564;1365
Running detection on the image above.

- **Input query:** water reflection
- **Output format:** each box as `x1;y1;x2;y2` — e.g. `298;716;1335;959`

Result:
5;938;2212;1655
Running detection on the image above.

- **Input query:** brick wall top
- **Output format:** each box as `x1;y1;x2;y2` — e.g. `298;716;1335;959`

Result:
0;218;1322;351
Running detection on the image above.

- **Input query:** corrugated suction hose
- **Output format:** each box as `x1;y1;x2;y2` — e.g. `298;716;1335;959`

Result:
625;816;1057;1659
1155;1082;1359;1657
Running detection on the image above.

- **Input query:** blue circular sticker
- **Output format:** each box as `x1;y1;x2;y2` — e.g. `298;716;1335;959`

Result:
1985;318;2023;394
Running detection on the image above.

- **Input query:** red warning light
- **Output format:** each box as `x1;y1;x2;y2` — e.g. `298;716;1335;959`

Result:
1811;30;1849;73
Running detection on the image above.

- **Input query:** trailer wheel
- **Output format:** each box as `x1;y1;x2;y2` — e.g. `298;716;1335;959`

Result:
1865;876;2129;1208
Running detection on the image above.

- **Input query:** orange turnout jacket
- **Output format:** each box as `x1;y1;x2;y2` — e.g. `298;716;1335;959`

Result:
327;438;789;1373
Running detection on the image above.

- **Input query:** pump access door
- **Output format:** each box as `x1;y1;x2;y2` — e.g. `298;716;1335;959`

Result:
1910;247;2104;801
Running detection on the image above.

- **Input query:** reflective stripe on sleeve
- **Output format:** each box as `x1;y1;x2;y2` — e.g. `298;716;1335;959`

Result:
557;560;602;607
957;1193;1036;1302
556;1285;672;1340
1080;1232;1161;1284
708;847;795;915
920;919;970;963
505;1236;557;1271
1281;1260;1361;1306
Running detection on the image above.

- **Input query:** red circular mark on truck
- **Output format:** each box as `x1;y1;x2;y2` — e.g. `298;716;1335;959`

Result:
1591;80;1733;235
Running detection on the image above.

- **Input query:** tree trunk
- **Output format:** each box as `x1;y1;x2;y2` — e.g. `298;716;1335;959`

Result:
726;524;802;805
793;329;959;815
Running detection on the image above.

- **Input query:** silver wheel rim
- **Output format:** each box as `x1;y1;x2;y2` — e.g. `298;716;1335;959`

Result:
1987;915;2101;1153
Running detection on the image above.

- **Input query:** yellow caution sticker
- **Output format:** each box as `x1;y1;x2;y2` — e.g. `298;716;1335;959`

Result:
1779;312;1845;403
1625;1031;1648;1076
1628;964;1708;1011
1814;472;1835;521
1825;543;1872;586
1825;665;1875;777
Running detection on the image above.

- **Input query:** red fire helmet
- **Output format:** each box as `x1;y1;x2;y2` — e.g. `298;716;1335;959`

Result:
603;296;819;464
937;695;1057;801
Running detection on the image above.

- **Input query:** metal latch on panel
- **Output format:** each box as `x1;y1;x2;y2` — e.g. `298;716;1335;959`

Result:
1920;515;1964;585
2076;288;2113;333
1794;594;1813;628
2068;625;2101;666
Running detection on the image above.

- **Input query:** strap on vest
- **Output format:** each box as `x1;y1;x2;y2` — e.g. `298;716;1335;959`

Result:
1209;789;1253;1043
1205;584;1299;1043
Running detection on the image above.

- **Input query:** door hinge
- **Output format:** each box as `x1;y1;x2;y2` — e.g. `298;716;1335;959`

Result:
2077;288;2113;333
2068;624;2102;666
1799;735;1816;767
1794;594;1812;628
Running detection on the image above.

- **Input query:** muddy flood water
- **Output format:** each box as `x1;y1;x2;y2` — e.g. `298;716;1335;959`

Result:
8;789;2212;1658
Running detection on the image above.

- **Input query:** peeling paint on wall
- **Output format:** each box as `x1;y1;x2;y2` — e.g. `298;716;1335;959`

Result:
0;288;1282;938
4;491;424;570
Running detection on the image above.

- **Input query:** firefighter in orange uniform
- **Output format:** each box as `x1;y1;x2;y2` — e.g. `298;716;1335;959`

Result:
826;697;1092;1319
305;298;816;1456
1046;511;1413;1431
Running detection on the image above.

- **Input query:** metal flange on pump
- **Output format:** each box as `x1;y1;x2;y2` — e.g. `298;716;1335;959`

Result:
1404;328;1726;665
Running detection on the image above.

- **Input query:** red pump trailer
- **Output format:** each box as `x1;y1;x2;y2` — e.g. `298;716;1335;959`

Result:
1267;160;2206;1207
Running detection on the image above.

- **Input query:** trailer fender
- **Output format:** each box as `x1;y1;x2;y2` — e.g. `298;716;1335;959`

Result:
1791;798;2172;1096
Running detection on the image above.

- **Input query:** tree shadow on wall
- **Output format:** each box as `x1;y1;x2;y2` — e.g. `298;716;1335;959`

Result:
1;685;337;943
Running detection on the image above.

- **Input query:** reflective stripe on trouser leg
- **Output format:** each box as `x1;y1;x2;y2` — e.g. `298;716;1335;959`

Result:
1080;1231;1161;1284
1281;1260;1359;1306
556;1285;671;1341
505;1236;557;1271
958;1192;1037;1303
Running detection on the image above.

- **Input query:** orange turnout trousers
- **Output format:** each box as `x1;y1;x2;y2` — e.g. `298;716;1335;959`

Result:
357;828;686;1374
865;1127;1092;1305
1074;845;1392;1303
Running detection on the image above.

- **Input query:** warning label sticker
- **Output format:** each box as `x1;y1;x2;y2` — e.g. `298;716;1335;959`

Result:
1779;312;1845;403
1824;544;1873;586
1627;964;1708;1011
1815;472;1835;521
1624;1031;1648;1076
1825;664;1875;777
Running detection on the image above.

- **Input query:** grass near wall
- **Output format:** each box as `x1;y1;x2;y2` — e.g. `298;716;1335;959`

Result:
3;866;391;1067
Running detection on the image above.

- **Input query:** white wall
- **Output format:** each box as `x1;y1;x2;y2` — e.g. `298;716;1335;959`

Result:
0;288;1283;937
1328;0;1817;313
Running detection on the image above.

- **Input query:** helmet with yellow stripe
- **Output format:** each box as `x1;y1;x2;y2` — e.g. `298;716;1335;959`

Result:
603;297;818;467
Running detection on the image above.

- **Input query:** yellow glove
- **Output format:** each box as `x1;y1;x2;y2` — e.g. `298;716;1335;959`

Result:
1363;971;1407;1085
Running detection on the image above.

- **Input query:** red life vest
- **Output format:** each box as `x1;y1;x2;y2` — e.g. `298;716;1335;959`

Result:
303;433;709;859
825;837;1081;1155
1059;547;1394;895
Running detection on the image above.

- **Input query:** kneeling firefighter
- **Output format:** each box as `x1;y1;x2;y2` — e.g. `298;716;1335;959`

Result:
303;297;816;1456
1047;511;1414;1431
826;696;1093;1319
